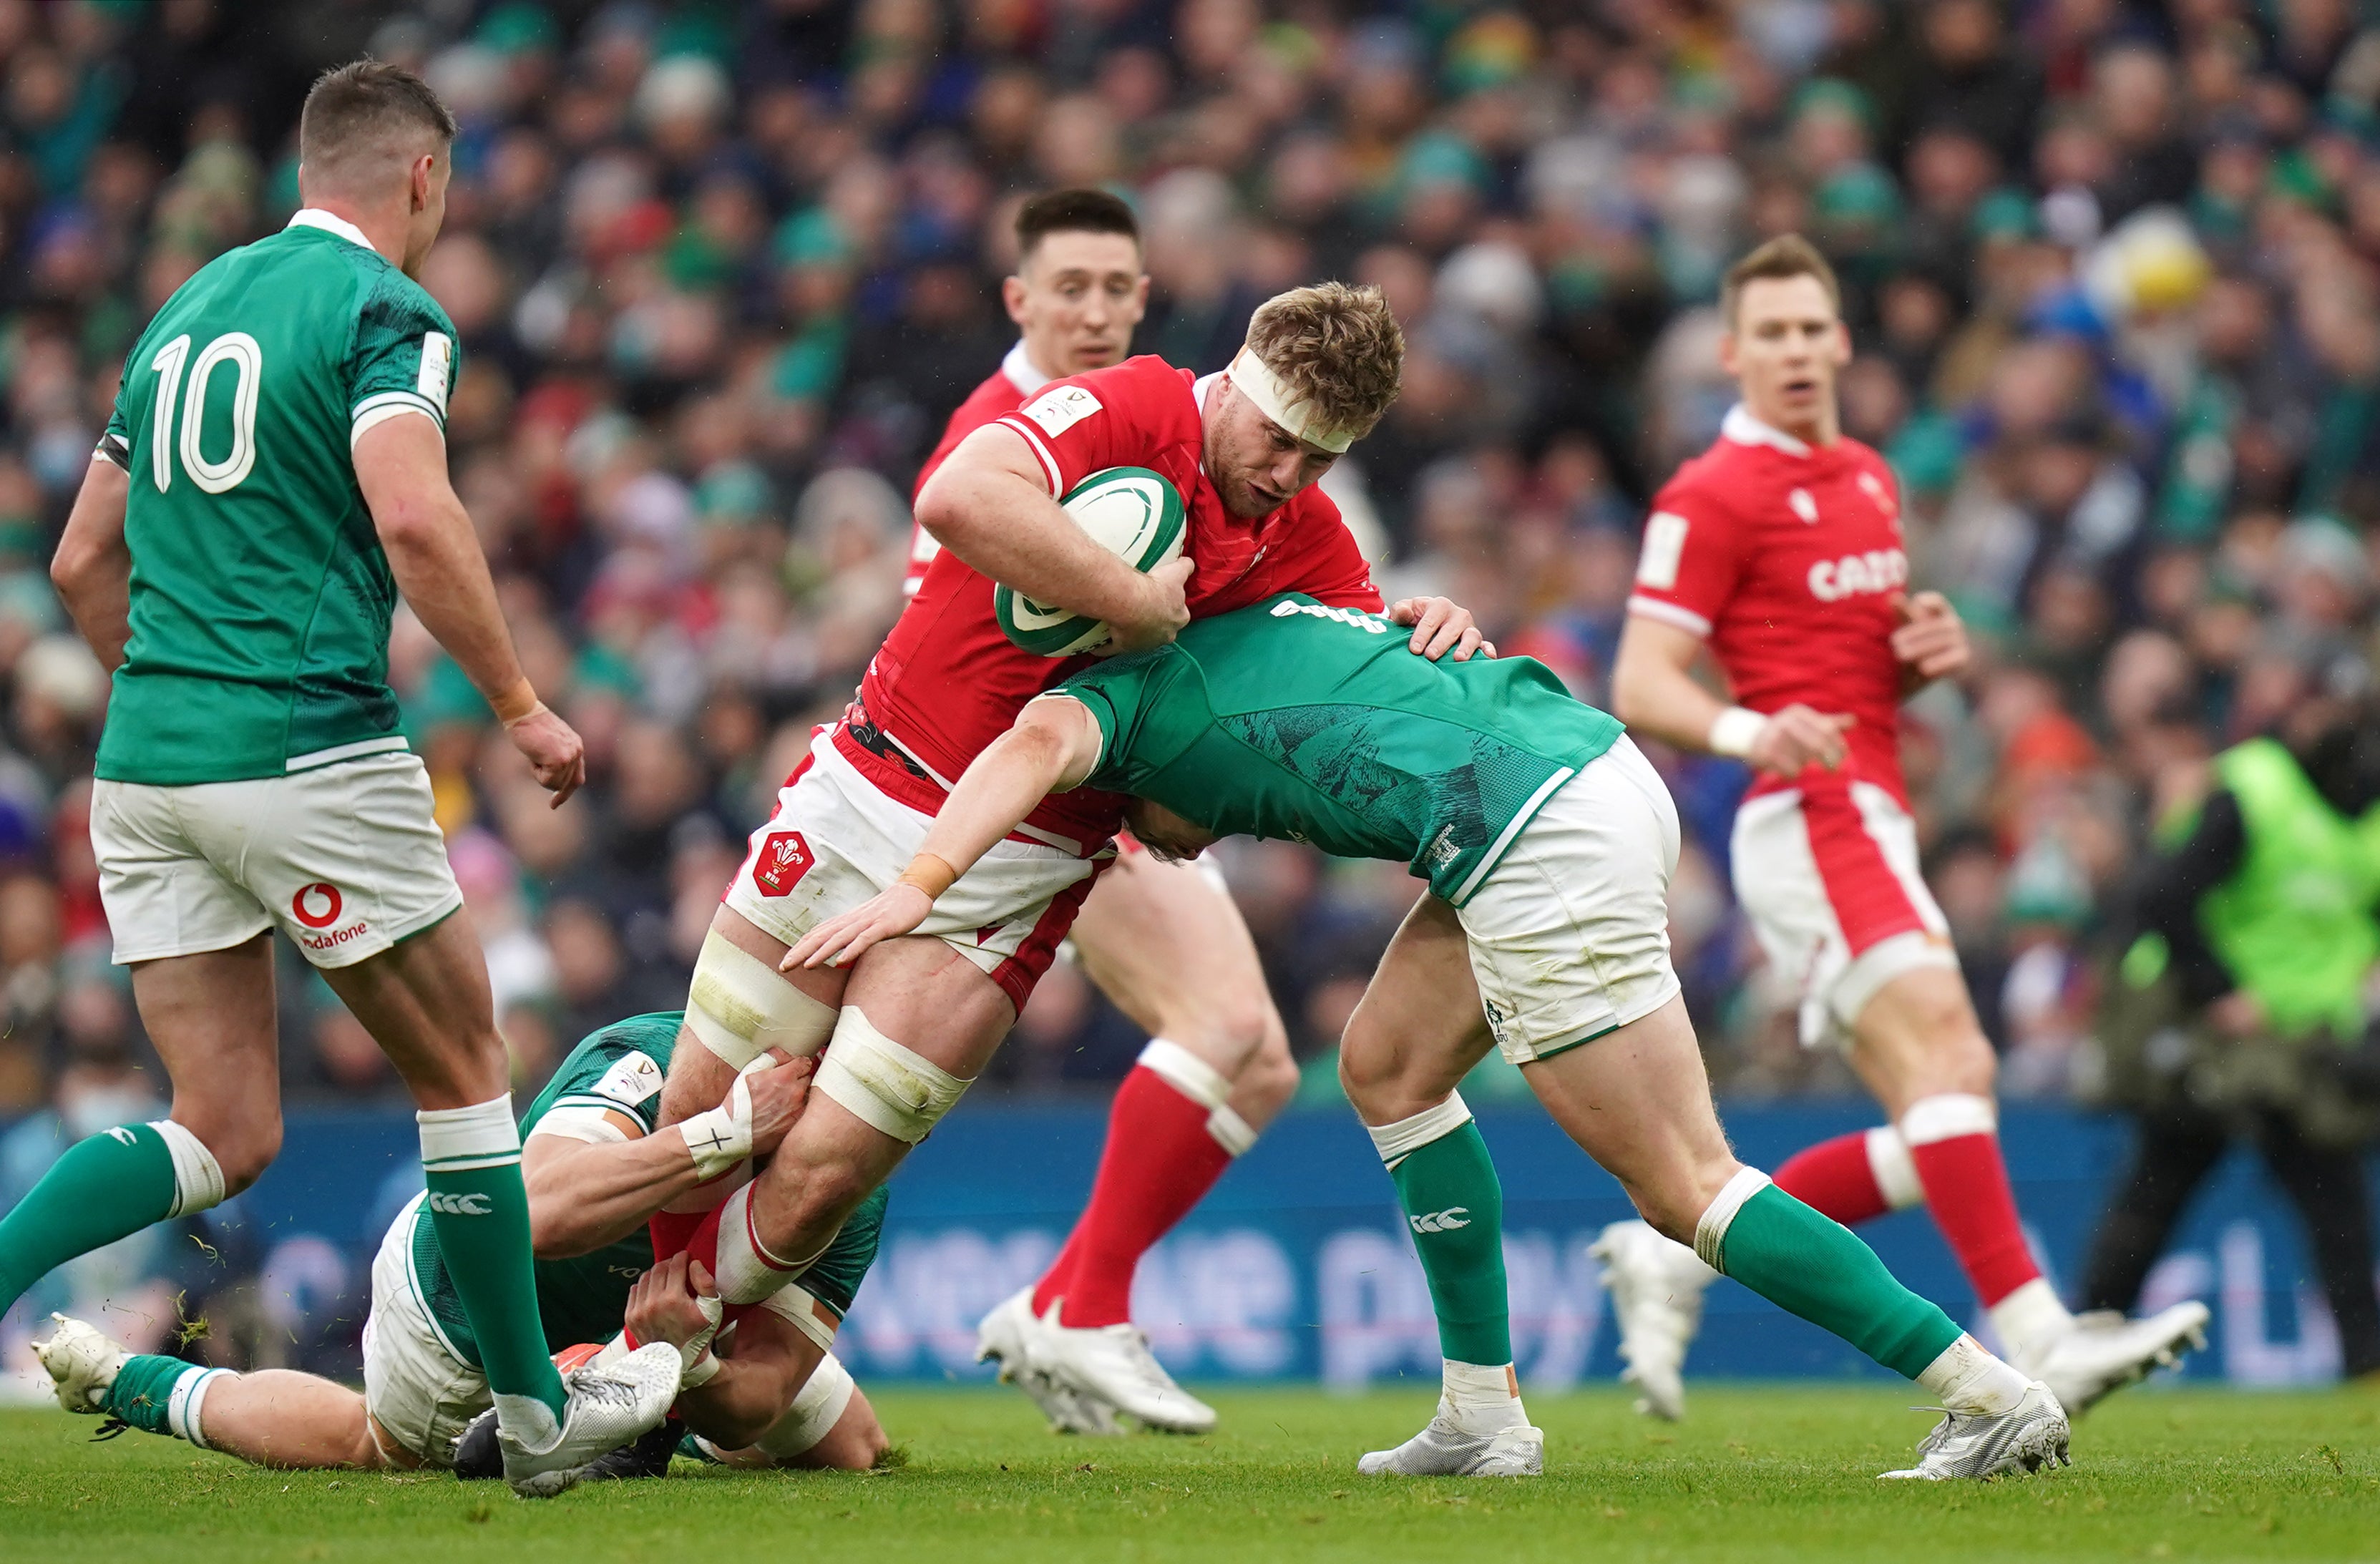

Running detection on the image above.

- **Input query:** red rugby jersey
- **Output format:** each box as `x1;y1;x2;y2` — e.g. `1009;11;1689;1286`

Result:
1627;406;1915;806
861;353;1380;850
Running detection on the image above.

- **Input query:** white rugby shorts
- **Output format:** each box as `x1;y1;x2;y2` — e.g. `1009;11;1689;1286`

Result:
724;728;1103;1014
92;751;463;969
1458;736;1685;1063
362;1193;488;1467
1730;780;1959;1050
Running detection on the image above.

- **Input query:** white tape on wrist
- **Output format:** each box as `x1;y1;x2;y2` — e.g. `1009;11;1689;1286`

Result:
1707;706;1769;759
681;1349;723;1387
679;1056;781;1180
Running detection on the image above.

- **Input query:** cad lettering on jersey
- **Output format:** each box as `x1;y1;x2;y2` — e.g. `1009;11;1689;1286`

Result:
1807;547;1909;603
1410;1208;1472;1234
428;1191;492;1216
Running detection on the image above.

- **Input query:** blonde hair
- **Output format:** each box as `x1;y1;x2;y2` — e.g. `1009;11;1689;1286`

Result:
1720;234;1842;327
1243;283;1405;439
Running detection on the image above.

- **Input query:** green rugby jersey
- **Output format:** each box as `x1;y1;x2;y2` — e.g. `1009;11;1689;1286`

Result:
1055;595;1625;905
94;209;458;785
411;1010;889;1367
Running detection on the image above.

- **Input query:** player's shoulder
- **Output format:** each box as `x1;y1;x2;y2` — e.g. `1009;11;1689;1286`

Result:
1655;434;1767;513
351;251;457;337
1058;354;1196;425
537;1012;681;1120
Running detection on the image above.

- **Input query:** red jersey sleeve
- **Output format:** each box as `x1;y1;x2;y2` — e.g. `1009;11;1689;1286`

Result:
1282;492;1382;611
990;356;1191;498
1627;474;1743;638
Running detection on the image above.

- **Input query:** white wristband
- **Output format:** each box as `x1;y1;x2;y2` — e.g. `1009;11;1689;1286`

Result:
678;1055;782;1181
1707;705;1769;759
681;1347;723;1387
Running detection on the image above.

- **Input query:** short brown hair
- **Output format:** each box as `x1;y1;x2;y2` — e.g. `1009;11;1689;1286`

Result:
1016;188;1139;261
299;59;457;191
1720;234;1841;327
1244;282;1405;439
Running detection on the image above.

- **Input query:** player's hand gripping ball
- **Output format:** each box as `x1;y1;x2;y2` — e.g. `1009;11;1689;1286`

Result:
995;466;1186;656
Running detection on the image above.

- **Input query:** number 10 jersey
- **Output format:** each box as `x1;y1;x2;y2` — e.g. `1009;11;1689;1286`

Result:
94;207;459;786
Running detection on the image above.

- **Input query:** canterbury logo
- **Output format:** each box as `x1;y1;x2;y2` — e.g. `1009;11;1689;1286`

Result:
1410;1207;1471;1234
426;1192;492;1216
107;1127;139;1146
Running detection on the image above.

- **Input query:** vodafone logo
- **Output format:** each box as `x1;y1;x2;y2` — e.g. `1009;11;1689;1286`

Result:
292;882;344;929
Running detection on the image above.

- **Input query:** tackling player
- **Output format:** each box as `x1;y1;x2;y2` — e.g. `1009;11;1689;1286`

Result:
911;190;1312;1437
785;593;2074;1482
35;1012;888;1475
13;61;677;1495
648;287;1483;1339
1599;235;2208;1419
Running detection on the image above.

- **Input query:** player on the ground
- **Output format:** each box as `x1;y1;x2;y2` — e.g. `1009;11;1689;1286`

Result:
36;1011;888;1475
11;60;678;1495
647;286;1483;1329
907;190;1309;1437
1600;235;2208;1421
786;592;2073;1482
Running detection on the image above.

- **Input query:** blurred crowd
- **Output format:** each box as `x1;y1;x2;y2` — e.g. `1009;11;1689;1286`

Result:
0;0;2374;1122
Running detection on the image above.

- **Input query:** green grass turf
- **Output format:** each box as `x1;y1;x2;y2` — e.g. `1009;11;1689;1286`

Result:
1;1387;2375;1563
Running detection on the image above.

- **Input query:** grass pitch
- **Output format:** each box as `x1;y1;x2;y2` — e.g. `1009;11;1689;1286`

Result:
1;1386;2375;1563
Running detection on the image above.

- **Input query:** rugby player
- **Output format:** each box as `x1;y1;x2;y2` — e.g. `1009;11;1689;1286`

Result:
785;592;2073;1482
1600;235;2208;1419
646;287;1483;1337
14;61;676;1495
910;190;1314;1436
35;1012;887;1475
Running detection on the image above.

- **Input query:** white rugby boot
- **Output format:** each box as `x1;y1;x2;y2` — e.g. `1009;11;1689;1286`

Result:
1591;1218;1717;1421
2013;1301;2210;1417
499;1340;682;1498
975;1286;1120;1436
1035;1309;1217;1435
1879;1381;2071;1480
1357;1401;1544;1477
34;1314;128;1414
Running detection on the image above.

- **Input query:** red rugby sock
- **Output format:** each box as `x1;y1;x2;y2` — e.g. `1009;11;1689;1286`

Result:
1050;1064;1237;1329
1902;1095;2039;1306
1773;1131;1892;1226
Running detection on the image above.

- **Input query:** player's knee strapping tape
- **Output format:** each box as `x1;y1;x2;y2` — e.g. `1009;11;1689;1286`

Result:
686;929;838;1069
1138;1037;1257;1155
814;1007;970;1144
760;1281;842;1354
743;1352;856;1461
150;1120;225;1218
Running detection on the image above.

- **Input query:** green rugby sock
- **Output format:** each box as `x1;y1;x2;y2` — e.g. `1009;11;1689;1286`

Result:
0;1121;220;1314
1370;1097;1512;1367
102;1354;228;1443
418;1096;567;1430
1699;1173;1963;1379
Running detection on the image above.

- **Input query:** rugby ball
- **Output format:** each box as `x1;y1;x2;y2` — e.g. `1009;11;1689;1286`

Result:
994;466;1186;656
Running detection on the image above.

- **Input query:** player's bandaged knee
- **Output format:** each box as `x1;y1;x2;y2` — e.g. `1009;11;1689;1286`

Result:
751;1352;856;1460
759;1281;842;1354
687;929;837;1069
150;1120;226;1218
814;1007;970;1144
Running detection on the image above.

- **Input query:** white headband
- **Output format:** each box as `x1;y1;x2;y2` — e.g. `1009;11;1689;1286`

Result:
1227;348;1359;454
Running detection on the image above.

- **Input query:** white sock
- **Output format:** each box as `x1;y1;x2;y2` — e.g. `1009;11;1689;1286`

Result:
1915;1333;2031;1417
167;1364;229;1449
494;1392;561;1450
1988;1277;2074;1363
1440;1358;1526;1435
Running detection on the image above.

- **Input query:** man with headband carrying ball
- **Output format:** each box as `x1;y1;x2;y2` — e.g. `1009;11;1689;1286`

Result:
643;286;1490;1382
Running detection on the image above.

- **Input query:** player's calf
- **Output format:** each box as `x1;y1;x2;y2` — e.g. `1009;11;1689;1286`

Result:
38;1316;389;1470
